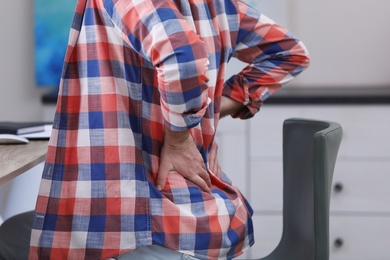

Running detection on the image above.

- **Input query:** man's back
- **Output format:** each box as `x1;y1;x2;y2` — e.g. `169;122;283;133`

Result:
28;0;309;259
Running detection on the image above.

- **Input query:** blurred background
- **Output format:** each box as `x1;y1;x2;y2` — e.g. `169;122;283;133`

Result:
1;0;389;120
0;0;389;259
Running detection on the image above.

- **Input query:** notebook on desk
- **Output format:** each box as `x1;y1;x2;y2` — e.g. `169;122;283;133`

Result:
19;124;53;140
0;122;46;135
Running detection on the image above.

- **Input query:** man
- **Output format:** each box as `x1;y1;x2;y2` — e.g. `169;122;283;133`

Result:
29;0;309;259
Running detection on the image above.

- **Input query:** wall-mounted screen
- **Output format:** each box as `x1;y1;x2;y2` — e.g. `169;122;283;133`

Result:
34;0;77;87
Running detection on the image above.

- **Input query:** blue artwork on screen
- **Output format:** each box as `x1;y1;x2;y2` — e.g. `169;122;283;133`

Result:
34;0;77;87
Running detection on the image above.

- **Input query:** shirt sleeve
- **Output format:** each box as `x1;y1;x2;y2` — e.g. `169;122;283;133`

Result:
104;0;210;130
223;1;310;119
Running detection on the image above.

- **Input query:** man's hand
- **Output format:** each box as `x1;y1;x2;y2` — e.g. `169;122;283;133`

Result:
157;128;211;193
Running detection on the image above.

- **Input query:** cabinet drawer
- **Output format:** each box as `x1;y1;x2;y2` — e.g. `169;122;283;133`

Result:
331;161;390;213
250;105;390;158
250;160;390;213
330;216;390;260
249;215;390;260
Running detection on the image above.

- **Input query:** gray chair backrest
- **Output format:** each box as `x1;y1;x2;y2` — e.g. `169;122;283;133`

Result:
260;118;342;260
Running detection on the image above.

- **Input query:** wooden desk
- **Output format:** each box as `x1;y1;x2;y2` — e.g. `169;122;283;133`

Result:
0;141;48;185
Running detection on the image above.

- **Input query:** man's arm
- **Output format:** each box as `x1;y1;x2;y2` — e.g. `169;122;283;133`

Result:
220;96;245;118
105;0;210;131
222;1;310;119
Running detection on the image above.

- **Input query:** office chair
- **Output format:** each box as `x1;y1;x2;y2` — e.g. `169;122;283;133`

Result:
0;210;35;259
259;118;343;260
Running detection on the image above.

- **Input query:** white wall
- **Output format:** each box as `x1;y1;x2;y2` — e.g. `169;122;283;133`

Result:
0;0;47;122
0;0;289;123
0;0;49;223
241;0;390;89
2;0;390;123
289;0;390;88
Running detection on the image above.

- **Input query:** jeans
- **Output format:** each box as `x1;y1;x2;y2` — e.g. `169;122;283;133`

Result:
109;245;199;260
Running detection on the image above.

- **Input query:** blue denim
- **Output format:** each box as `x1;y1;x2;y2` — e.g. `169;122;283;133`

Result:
110;245;199;260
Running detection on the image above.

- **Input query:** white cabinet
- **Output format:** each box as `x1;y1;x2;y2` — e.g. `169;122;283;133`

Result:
331;161;390;213
0;163;43;223
218;104;390;259
330;216;390;260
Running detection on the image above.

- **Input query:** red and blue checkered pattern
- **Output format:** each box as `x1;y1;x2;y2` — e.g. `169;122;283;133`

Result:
29;0;309;259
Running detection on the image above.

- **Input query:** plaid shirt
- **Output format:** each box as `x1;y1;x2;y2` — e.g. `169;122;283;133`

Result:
29;0;309;259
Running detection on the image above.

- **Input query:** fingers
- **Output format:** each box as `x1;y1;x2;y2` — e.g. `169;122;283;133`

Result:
208;141;218;173
211;164;222;179
216;164;222;178
198;167;212;189
157;135;212;193
193;158;211;191
209;141;221;178
157;159;211;193
158;169;211;193
188;170;211;193
188;152;211;191
156;159;170;191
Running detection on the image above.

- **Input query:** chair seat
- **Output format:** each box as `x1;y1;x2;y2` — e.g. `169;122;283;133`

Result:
0;211;35;260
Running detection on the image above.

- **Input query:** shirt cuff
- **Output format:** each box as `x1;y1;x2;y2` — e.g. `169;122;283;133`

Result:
222;76;264;119
160;97;211;131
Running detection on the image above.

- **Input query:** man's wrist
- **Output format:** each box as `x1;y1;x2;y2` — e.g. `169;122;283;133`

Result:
220;96;245;118
164;127;191;147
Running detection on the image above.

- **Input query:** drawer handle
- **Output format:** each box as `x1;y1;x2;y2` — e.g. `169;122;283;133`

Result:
334;238;344;248
334;183;343;193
